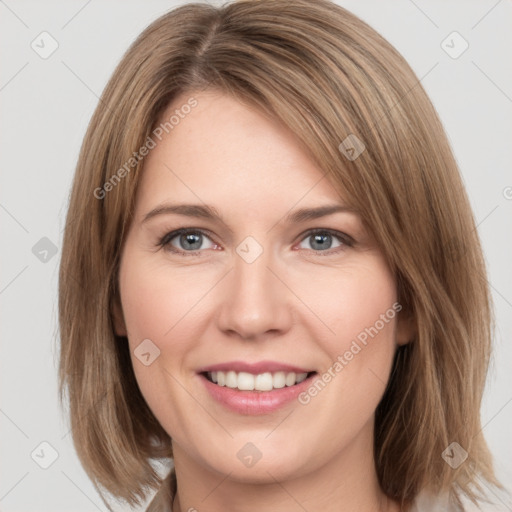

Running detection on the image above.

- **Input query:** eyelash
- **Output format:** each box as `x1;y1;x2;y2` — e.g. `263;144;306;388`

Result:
158;228;354;257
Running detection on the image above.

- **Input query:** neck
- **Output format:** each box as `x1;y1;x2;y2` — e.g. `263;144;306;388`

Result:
170;419;401;512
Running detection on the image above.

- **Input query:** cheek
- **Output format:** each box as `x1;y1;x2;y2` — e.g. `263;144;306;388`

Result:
117;255;188;386
295;309;398;456
118;257;206;437
301;259;399;407
119;256;206;351
302;259;397;351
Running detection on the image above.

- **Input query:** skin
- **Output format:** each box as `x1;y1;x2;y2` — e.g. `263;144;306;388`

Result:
114;89;413;512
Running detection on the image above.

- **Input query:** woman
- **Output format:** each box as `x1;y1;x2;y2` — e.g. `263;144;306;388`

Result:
58;1;505;510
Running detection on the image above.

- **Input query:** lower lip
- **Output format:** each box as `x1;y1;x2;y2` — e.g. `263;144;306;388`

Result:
199;373;316;415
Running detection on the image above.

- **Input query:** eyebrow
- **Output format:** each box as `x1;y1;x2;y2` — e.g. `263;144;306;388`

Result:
142;202;355;226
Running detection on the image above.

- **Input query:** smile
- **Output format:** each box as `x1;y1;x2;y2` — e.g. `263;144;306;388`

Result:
197;361;318;415
205;370;311;391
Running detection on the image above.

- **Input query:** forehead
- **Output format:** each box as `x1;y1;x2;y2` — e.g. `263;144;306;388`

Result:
137;90;346;211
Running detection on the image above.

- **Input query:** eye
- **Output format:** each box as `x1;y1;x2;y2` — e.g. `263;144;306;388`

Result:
159;228;218;255
159;227;353;256
297;229;353;254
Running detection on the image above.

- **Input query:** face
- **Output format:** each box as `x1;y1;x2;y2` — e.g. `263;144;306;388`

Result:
114;89;411;484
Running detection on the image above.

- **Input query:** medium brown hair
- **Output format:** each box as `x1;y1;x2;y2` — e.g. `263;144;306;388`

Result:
58;0;500;509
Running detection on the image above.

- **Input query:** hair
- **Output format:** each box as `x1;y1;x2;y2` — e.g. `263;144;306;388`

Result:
58;0;501;510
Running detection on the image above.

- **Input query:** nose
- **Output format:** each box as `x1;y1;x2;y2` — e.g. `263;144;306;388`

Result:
216;244;294;341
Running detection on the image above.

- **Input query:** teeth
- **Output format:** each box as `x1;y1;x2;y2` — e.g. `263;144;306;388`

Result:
208;370;309;391
225;371;237;388
273;371;286;389
285;372;296;386
255;372;273;391
238;372;255;391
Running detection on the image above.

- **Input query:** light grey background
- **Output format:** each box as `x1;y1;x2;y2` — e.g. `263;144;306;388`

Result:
1;0;511;510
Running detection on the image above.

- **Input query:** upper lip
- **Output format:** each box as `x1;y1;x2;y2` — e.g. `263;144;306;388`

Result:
197;360;315;375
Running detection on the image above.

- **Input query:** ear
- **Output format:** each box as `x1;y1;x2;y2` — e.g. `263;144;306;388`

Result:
395;309;416;346
111;294;127;337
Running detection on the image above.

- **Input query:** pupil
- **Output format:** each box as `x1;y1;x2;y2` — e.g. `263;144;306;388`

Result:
311;233;331;250
181;233;201;250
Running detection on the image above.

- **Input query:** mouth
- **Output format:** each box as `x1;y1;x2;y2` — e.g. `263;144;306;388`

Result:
201;370;317;392
197;362;318;415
